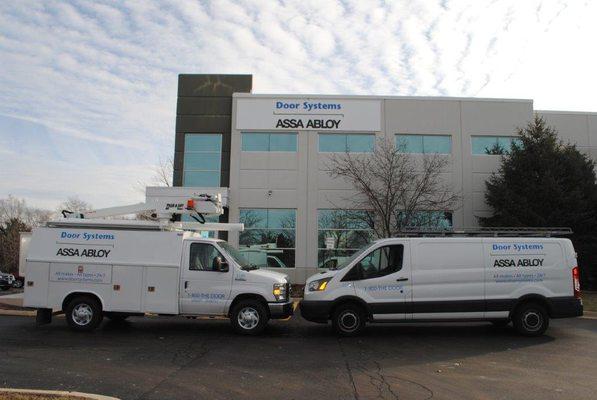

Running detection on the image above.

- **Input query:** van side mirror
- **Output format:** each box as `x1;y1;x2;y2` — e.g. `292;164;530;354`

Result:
215;257;229;272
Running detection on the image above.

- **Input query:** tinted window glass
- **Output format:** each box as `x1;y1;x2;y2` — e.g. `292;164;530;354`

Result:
183;171;220;187
319;134;346;152
424;135;451;154
347;245;404;280
242;133;269;151
396;135;423;153
471;136;521;155
347;134;374;152
186;134;222;152
183;153;221;170
189;243;225;271
269;133;297;151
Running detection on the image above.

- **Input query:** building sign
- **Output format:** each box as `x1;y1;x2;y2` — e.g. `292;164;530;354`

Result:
236;97;381;132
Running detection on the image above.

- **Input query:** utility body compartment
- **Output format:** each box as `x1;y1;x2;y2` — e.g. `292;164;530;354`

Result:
24;228;184;314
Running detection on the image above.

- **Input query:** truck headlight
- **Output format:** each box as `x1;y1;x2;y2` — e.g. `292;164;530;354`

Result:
308;278;331;292
273;283;287;301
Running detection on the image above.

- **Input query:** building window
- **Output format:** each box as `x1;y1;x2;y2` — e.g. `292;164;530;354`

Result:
317;209;374;268
319;134;374;153
183;134;222;186
395;134;452;154
471;136;522;155
399;211;453;230
239;209;296;268
242;132;297;152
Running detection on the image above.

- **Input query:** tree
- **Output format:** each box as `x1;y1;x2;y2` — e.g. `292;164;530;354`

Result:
326;138;460;238
0;195;51;274
480;115;597;288
57;197;92;215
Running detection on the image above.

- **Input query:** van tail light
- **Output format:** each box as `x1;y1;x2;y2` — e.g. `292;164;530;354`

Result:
572;266;581;299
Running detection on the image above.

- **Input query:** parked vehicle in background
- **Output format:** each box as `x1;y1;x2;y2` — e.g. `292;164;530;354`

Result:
0;272;15;291
301;232;583;337
240;248;287;268
11;273;24;288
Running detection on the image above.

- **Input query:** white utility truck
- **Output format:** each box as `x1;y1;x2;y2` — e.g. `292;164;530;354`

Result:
300;229;583;336
22;189;293;335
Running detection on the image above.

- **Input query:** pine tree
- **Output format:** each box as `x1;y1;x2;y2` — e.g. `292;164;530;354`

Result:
480;116;597;288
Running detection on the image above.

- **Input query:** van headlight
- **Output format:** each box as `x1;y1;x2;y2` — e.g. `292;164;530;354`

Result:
273;283;287;301
308;278;331;292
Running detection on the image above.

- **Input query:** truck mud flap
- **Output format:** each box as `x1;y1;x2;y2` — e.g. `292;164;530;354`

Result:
36;308;53;325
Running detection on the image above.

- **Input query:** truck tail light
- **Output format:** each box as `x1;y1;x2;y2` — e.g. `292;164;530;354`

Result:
572;266;581;299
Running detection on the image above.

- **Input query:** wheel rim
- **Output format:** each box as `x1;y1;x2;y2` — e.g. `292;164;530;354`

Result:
339;310;359;332
72;303;93;326
522;310;542;332
237;307;260;330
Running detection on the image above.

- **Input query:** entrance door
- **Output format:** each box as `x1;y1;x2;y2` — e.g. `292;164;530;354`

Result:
180;241;233;315
348;243;411;320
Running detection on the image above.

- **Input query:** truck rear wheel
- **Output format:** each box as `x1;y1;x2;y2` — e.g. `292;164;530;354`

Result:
65;296;103;332
332;303;366;336
512;302;549;336
230;300;268;335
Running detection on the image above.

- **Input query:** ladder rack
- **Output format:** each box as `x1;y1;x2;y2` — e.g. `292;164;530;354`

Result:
393;227;573;237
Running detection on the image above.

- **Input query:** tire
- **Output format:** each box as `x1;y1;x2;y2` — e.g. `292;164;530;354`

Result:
512;302;549;337
332;303;366;336
230;300;269;335
490;320;510;328
65;296;103;332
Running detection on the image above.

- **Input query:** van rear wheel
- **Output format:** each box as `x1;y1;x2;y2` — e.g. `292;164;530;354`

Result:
513;302;549;336
65;296;103;332
230;300;268;335
332;303;366;336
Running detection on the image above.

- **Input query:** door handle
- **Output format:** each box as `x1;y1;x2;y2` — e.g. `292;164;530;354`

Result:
184;281;189;289
396;277;409;282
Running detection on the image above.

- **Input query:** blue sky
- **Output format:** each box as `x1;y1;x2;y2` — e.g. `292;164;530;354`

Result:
1;0;596;209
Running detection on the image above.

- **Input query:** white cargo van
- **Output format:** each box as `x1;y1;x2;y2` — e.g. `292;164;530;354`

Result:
24;227;292;335
300;237;583;336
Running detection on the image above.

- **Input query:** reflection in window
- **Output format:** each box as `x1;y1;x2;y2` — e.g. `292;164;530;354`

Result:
239;209;296;268
356;245;404;280
242;132;297;152
319;134;374;153
395;134;452;154
398;211;453;230
183;134;222;186
471;136;522;155
317;209;374;268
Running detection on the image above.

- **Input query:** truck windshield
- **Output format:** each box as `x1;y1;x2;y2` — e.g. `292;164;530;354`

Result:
218;242;256;270
330;243;372;270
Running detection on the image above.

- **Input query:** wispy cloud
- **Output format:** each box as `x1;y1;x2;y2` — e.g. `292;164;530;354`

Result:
0;0;595;208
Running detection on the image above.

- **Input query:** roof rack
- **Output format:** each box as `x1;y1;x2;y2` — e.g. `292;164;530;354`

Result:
393;227;573;237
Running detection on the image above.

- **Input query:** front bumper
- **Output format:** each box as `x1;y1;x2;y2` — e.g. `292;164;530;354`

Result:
299;300;333;323
268;301;294;319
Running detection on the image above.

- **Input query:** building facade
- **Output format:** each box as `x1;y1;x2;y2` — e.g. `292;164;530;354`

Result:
174;74;597;282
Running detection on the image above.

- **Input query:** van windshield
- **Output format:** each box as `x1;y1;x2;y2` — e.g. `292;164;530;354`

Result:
329;243;372;270
218;242;257;270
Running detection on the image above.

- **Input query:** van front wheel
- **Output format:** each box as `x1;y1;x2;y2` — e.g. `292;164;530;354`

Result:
65;296;103;332
332;303;366;336
513;302;549;336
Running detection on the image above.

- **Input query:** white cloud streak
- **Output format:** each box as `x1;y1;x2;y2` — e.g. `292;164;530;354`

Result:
0;0;596;208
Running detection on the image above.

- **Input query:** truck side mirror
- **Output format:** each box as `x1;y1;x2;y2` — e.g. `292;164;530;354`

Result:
215;257;229;272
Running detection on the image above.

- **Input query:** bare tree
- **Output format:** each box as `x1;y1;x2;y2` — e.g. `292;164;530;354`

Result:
151;156;173;187
57;196;93;215
0;195;51;227
326;138;460;238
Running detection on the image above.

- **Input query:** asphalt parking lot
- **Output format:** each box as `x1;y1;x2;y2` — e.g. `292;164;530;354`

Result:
0;312;596;400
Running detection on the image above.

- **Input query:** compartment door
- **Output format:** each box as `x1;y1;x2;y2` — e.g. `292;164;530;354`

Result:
110;265;142;312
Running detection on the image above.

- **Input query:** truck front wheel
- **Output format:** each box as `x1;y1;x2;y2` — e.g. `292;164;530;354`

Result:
230;300;268;335
65;296;103;332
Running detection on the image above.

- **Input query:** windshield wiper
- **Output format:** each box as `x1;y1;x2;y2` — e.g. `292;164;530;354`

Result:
242;263;259;271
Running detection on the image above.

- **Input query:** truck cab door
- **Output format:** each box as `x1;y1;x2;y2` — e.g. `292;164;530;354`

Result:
180;241;233;315
348;243;411;321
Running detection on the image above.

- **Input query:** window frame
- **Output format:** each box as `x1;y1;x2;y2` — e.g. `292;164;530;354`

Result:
188;242;226;272
318;133;375;153
470;135;521;155
395;134;452;155
241;132;298;152
342;244;405;281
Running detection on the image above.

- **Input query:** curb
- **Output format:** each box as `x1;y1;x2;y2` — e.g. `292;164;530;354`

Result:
0;309;36;317
0;388;119;399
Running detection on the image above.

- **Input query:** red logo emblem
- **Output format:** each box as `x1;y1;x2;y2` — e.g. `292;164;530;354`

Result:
77;265;84;274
